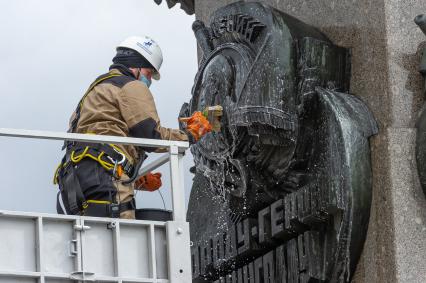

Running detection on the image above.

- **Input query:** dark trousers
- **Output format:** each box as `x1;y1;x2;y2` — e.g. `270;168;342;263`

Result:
57;159;135;219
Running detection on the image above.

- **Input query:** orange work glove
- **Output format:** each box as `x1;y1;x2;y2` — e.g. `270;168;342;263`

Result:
179;111;212;141
135;172;162;192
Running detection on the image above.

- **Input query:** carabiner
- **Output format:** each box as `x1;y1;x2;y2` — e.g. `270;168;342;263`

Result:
107;147;126;165
112;159;118;175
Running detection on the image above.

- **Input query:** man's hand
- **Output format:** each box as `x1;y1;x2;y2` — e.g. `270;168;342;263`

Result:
135;172;162;192
179;111;212;141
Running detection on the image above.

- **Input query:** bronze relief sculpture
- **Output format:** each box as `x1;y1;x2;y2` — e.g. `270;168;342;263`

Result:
153;0;194;14
415;14;426;198
180;2;377;282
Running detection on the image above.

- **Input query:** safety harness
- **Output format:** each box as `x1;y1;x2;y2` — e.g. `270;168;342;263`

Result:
68;73;122;136
55;71;138;217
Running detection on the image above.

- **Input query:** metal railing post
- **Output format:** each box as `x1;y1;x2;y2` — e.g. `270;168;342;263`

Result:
169;146;186;222
167;147;192;282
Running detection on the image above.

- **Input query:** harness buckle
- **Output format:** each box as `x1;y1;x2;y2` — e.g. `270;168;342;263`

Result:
109;203;121;218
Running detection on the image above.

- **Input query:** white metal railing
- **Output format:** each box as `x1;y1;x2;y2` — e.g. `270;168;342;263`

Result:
0;127;189;221
0;127;192;283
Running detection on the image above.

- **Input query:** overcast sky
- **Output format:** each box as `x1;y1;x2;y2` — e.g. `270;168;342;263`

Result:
0;0;198;214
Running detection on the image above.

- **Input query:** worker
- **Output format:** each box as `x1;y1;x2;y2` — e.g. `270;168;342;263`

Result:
54;35;210;219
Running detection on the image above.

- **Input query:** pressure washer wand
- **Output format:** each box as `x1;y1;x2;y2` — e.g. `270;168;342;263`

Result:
202;105;223;132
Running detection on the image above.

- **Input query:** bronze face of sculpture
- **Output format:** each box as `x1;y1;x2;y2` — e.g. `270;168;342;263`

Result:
415;14;426;198
183;2;378;282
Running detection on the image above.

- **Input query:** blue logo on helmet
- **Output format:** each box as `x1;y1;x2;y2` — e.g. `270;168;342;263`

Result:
137;42;153;55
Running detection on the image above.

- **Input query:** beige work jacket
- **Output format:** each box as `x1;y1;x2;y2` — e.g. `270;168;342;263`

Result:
71;66;188;163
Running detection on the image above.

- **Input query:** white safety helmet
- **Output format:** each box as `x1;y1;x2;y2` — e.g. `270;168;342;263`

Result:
117;35;163;80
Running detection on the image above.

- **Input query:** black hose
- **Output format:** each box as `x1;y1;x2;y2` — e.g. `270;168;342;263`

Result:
122;153;146;185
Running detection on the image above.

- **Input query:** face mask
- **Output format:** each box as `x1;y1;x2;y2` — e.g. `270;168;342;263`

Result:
139;73;152;88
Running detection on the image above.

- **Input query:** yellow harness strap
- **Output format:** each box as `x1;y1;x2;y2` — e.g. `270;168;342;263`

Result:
78;73;122;111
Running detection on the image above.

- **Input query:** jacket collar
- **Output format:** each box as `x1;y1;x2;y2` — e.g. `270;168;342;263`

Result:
109;63;137;79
